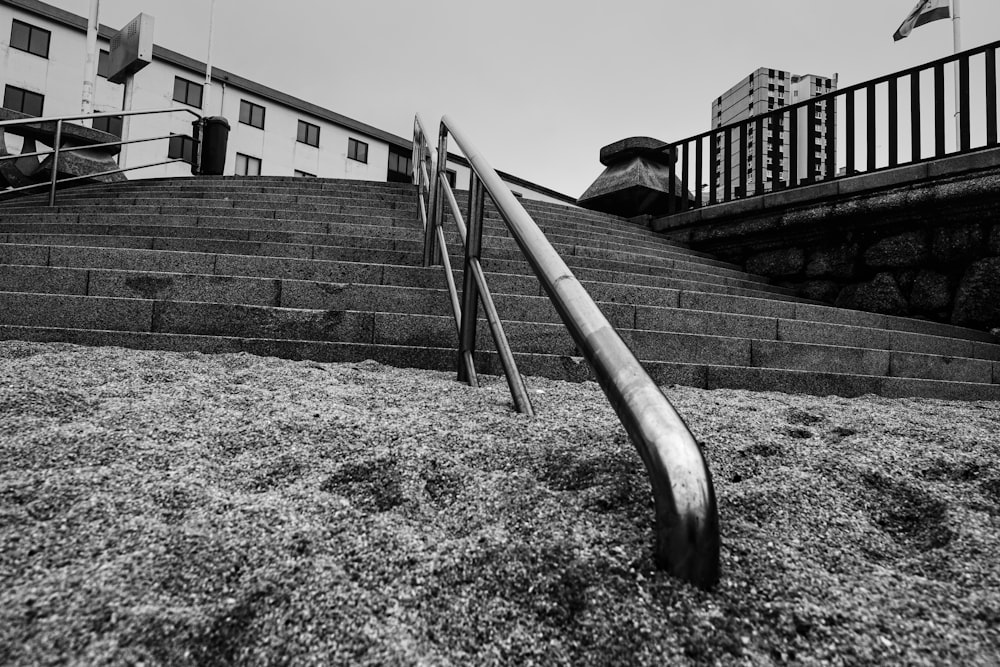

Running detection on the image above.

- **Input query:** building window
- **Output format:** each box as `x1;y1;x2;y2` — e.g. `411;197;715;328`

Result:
297;120;320;147
446;169;457;187
3;85;44;117
347;138;368;163
172;76;203;108
239;99;265;129
294;169;316;178
10;19;50;58
386;146;412;184
93;114;123;137
97;49;111;78
168;134;195;163
235;153;261;176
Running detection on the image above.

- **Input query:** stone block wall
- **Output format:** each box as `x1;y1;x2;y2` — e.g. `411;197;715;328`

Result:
653;153;1000;333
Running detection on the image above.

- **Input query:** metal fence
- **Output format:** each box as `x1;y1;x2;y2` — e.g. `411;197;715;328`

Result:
0;107;202;206
660;38;999;214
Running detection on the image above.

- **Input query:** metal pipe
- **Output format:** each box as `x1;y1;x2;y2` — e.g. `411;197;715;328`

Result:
440;176;468;244
48;120;63;207
435;223;464;338
0;107;201;128
457;174;483;385
469;257;534;416
441;115;720;589
418;113;440;267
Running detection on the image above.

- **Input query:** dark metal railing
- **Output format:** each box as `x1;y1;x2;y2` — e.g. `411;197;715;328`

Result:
0;107;203;206
660;38;1000;215
413;113;720;590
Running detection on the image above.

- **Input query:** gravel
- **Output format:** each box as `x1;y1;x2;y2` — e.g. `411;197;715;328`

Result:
1;340;999;665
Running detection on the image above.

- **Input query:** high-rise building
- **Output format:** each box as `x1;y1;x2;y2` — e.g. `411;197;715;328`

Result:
711;67;837;197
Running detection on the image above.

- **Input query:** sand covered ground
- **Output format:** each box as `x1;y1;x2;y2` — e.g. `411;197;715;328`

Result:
1;340;998;665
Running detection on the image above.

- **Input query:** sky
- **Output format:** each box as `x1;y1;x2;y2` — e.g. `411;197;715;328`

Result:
41;0;1000;198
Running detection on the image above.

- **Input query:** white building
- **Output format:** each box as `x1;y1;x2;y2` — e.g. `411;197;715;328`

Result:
0;0;573;204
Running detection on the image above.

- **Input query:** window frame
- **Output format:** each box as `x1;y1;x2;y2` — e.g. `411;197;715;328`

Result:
97;49;111;78
92;114;123;137
3;84;44;117
167;134;195;163
10;19;50;58
235;152;262;176
239;99;266;129
387;149;412;176
172;76;203;109
297;120;320;147
347;137;368;163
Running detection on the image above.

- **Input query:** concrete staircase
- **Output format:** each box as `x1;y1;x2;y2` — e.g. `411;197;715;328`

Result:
1;175;998;400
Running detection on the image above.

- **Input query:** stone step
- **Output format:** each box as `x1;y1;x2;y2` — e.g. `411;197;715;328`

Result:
0;219;750;277
0;233;776;294
0;240;809;305
21;186;697;251
2;263;996;362
0;211;731;271
66;176;421;195
6;176;996;402
2;202;704;259
1;291;995;388
2;323;997;401
6;190;419;209
4;238;994;345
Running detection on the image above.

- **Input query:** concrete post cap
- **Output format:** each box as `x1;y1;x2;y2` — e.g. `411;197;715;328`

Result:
600;136;674;167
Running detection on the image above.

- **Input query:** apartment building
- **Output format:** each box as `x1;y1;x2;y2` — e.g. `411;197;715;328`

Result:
711;67;836;196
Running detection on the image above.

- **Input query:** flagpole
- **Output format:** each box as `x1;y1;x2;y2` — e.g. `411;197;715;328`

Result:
203;0;216;115
953;0;962;145
80;0;100;126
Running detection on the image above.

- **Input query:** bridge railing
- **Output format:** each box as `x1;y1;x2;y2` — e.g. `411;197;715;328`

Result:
660;38;1000;215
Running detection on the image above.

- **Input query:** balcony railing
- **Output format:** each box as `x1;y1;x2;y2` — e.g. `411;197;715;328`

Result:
660;38;999;215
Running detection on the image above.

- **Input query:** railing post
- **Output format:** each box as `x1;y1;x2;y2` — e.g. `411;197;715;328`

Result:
411;120;420;186
422;129;444;267
457;173;484;384
48;119;63;207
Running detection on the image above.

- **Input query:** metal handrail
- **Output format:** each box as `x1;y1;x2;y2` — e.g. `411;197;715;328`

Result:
0;106;203;205
414;114;720;589
414;113;534;415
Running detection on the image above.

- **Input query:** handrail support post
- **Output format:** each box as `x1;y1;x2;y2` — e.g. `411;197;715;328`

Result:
48;120;63;207
457;173;484;383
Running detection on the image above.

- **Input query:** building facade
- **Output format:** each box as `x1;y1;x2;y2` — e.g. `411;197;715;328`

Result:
0;0;573;204
711;67;837;197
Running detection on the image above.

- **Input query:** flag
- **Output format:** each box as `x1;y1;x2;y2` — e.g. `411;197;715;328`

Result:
893;0;951;41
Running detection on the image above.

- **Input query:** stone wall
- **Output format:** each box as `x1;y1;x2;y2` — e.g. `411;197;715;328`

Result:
651;151;1000;333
